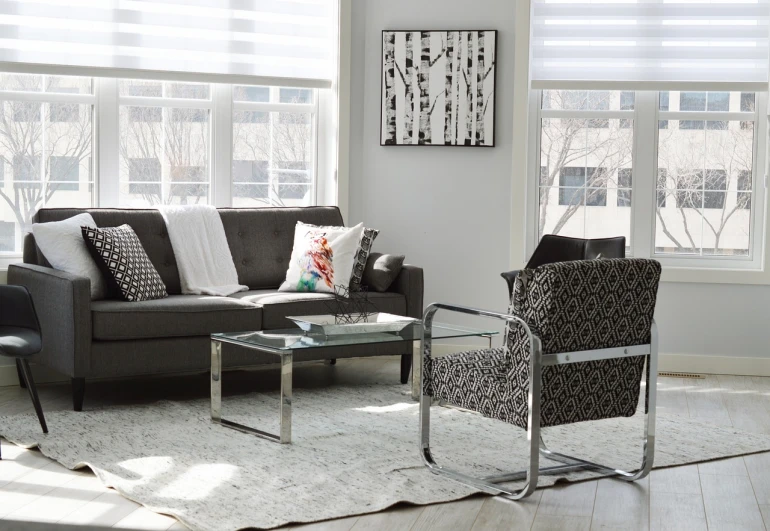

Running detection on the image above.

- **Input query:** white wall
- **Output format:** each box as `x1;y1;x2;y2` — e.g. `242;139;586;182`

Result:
348;0;515;328
656;282;770;358
347;0;770;371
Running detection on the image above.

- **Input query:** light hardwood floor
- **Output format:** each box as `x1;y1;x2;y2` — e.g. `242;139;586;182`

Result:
1;357;769;531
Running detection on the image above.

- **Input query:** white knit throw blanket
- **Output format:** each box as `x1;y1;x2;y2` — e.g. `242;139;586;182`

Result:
157;205;248;296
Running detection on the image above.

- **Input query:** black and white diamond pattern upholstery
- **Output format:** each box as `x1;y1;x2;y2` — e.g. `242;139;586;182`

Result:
350;227;379;292
425;258;661;429
82;225;168;302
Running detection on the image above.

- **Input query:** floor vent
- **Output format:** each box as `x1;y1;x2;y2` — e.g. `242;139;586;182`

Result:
659;371;704;379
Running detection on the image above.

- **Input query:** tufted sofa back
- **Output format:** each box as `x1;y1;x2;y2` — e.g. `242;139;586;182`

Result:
24;207;344;293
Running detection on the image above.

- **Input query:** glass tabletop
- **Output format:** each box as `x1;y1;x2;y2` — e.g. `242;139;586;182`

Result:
211;322;498;352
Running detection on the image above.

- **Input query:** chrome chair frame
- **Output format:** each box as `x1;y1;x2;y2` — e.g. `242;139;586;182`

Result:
419;302;658;499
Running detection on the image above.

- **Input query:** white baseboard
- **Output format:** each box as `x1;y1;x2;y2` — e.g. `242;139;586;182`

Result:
413;344;770;377
3;350;769;388
657;353;770;377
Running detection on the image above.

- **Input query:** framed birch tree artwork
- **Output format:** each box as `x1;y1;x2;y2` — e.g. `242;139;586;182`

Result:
380;30;496;147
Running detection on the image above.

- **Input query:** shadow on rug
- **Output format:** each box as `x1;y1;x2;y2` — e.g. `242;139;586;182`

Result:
1;383;769;530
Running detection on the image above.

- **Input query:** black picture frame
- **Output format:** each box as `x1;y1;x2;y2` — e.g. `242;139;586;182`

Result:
380;29;498;148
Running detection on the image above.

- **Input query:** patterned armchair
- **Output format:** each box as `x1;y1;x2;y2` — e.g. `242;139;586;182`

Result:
420;258;661;499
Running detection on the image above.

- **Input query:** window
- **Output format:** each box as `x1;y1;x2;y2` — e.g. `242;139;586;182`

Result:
738;170;752;210
620;92;634;129
233;160;269;198
232;86;317;207
657;92;756;258
672;170;731;211
280;88;312;104
659;92;669;130
558;167;607;207
0;74;94;254
536;90;762;267
119;80;210;207
128;158;161;197
679;92;729;130
233;86;269;124
544;90;610;128
0;221;13;252
742;93;756;130
50;88;80;123
13;155;41;190
0;76;328;261
50;156;79;192
657;169;668;209
539;90;633;241
617;169;632;207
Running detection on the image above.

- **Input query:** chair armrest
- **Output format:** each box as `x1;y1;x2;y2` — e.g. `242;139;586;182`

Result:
423;302;532;332
7;263;92;377
413;302;540;400
388;264;424;320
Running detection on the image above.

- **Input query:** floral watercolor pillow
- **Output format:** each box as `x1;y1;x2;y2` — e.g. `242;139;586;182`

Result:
278;222;365;293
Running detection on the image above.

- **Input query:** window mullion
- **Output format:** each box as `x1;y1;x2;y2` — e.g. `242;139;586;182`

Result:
96;77;119;207
212;83;232;207
631;91;658;259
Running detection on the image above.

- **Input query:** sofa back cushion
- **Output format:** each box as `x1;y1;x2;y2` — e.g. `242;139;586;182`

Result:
32;208;182;293
218;207;343;289
29;206;344;293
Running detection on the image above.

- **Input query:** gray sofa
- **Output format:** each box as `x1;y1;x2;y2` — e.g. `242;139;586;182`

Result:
8;207;424;411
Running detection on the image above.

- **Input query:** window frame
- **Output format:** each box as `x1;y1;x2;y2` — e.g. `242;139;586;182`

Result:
528;89;768;273
230;86;319;208
116;81;214;207
0;76;330;268
0;83;97;262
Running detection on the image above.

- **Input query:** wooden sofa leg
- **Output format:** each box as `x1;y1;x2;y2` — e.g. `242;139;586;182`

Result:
72;378;85;412
400;354;412;384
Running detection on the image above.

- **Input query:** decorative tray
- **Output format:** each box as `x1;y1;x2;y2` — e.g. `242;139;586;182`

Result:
287;313;419;335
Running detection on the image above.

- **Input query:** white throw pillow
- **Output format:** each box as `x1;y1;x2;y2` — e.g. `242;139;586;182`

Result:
279;222;366;293
31;213;106;299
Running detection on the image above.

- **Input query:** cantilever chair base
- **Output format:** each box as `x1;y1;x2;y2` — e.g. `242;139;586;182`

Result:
419;302;658;499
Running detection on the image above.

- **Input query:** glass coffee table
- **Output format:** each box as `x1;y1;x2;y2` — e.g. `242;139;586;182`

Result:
210;322;497;444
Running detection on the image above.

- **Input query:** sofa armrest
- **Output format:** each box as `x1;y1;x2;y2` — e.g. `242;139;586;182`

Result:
7;263;92;378
389;264;424;320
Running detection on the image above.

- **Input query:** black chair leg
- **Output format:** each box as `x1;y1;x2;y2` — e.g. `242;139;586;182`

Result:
400;354;412;384
16;361;27;389
72;378;85;412
17;359;47;434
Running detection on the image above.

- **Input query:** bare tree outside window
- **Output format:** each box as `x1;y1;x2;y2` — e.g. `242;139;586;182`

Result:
0;74;93;252
118;81;210;207
538;91;633;241
656;108;754;256
232;104;314;208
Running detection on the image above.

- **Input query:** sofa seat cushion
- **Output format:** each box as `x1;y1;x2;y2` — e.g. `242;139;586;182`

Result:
229;289;407;330
92;295;261;340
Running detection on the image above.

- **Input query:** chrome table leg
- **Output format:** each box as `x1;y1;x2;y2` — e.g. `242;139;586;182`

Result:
210;339;293;444
279;352;292;443
211;340;222;422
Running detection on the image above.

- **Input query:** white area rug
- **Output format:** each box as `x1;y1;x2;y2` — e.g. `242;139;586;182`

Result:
2;384;769;531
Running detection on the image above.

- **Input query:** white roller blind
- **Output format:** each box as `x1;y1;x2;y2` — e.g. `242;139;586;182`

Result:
532;0;770;90
0;0;337;88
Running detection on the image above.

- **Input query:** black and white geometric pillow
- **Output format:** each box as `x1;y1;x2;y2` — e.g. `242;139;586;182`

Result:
349;227;379;292
81;225;168;302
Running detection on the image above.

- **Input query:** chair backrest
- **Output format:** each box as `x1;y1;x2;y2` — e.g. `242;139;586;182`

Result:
501;235;626;300
0;285;40;332
504;258;661;428
525;234;626;269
